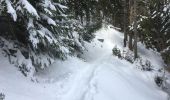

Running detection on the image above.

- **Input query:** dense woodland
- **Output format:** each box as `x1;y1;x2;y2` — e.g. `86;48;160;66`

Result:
0;0;170;75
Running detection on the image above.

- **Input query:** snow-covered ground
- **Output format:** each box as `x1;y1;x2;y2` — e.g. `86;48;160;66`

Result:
0;26;168;100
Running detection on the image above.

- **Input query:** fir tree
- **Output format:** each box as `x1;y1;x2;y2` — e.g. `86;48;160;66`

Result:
0;0;86;76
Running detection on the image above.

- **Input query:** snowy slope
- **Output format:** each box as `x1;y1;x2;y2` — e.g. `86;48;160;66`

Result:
0;26;168;100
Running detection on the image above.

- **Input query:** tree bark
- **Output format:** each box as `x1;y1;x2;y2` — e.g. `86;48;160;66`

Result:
129;32;133;50
123;0;128;47
128;0;133;51
0;1;2;16
134;0;138;59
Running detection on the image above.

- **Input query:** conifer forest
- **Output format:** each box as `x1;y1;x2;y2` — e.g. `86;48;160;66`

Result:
0;0;170;100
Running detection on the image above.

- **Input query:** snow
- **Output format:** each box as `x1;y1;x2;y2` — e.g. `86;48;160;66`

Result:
27;18;57;48
18;0;39;18
42;0;56;11
40;13;56;26
5;0;17;21
27;18;40;48
0;26;168;100
55;3;68;9
137;42;164;69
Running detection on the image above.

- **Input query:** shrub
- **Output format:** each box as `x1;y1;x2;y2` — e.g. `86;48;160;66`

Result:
155;76;164;87
112;46;121;58
0;93;5;100
139;59;153;71
124;51;134;63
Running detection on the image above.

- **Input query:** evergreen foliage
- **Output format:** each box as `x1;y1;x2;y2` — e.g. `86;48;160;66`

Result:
0;0;89;76
0;93;5;100
112;46;121;58
138;0;170;65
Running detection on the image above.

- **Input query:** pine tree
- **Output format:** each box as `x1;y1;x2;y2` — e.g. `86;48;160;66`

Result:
0;0;86;76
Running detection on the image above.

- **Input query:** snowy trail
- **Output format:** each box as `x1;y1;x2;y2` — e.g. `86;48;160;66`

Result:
59;62;99;100
0;26;168;100
57;53;109;100
57;56;109;100
54;27;168;100
57;55;166;100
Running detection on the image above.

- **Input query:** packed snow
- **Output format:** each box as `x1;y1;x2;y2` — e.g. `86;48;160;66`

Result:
0;26;169;100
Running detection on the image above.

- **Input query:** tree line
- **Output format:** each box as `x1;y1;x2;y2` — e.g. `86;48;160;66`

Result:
122;0;170;65
68;0;170;66
0;0;169;75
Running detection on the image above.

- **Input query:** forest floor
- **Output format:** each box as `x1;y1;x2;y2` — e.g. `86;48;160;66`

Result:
0;26;169;100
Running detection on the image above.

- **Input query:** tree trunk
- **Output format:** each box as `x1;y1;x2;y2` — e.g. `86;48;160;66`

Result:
123;0;128;47
86;7;90;26
134;0;138;59
129;32;133;50
0;1;2;15
128;0;133;51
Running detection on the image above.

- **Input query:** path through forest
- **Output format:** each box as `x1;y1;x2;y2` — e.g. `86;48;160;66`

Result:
0;27;168;100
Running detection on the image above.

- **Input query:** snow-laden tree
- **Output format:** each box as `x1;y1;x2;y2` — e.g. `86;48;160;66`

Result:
137;0;170;65
161;2;170;65
0;0;85;76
